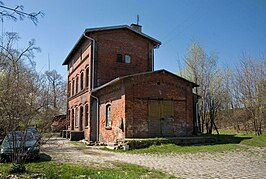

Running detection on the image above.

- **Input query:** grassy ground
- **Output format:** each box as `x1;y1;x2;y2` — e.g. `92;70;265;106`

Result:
103;130;266;154
219;130;266;147
0;161;171;178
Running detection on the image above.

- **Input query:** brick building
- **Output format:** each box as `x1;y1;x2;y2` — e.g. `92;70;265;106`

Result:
63;24;198;142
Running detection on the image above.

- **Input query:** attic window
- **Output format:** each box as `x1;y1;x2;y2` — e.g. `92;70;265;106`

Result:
117;54;123;62
125;55;131;64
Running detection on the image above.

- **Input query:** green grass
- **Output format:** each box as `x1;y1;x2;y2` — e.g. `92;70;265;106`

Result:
236;133;266;147
0;161;171;178
218;129;266;147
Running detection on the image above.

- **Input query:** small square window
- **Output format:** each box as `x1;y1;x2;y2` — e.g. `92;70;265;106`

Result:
125;55;131;64
117;54;123;62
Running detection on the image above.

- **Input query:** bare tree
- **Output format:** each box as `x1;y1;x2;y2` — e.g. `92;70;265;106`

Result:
182;41;219;134
0;32;42;171
35;70;67;132
0;1;43;25
45;70;66;110
235;53;265;135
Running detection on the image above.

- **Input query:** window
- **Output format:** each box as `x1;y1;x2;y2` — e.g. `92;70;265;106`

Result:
80;106;84;130
85;104;88;126
68;81;71;97
75;108;78;128
72;79;75;96
116;54;123;63
106;104;112;127
125;55;131;64
68;110;71;123
80;72;84;90
76;76;79;94
85;68;89;88
71;109;74;130
116;54;131;64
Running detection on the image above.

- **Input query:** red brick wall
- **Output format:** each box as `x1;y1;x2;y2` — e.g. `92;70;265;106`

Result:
66;28;157;142
93;71;195;142
95;82;126;143
90;29;154;87
67;40;91;139
124;71;194;138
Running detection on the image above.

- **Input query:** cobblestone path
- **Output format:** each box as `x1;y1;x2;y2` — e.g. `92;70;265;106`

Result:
42;138;266;178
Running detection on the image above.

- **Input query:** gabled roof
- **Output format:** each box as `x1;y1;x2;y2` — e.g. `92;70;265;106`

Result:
91;69;199;94
62;25;161;65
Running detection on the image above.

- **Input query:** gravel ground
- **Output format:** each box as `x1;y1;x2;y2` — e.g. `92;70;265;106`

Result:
42;137;266;178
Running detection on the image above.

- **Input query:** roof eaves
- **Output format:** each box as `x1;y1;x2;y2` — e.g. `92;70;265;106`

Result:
160;69;199;87
85;25;161;46
91;77;122;94
62;30;87;65
91;69;199;94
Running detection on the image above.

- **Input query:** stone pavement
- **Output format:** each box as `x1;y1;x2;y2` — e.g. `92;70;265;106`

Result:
42;138;266;178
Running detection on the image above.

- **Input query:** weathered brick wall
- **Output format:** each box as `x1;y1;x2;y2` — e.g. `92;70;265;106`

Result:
67;40;91;138
94;82;126;143
125;71;194;138
90;29;154;87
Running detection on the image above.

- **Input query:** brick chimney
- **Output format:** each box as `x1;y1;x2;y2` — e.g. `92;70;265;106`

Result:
130;23;142;32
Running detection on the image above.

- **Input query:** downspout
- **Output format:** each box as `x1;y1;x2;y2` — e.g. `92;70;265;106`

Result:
83;32;99;141
152;43;160;71
91;94;99;142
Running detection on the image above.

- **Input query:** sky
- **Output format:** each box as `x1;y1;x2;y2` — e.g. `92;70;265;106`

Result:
2;0;266;79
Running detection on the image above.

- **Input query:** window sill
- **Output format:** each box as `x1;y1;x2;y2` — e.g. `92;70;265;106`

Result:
105;126;112;130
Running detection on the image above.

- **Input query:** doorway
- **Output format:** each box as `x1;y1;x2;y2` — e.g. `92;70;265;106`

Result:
148;100;174;137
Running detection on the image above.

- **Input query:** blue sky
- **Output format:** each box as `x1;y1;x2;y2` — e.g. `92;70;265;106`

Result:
2;0;266;78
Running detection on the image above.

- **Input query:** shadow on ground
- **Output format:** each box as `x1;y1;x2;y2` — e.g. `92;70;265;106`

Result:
33;153;52;163
213;134;252;145
126;134;252;149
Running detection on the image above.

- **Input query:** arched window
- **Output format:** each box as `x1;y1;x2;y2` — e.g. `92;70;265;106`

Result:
106;104;112;127
80;106;83;130
76;76;79;94
72;79;75;96
80;72;84;90
75;107;79;128
68;109;71;126
85;68;89;88
71;108;74;130
68;81;71;97
85;104;89;126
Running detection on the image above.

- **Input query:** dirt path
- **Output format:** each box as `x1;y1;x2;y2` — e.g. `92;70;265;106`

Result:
42;137;266;178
